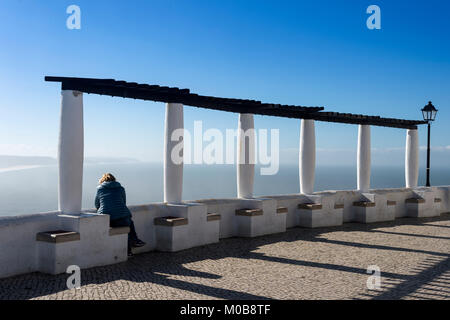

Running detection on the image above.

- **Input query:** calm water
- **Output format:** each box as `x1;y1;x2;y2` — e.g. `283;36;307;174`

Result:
0;163;449;217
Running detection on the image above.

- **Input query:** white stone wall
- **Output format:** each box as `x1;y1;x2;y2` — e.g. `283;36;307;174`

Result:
0;186;449;279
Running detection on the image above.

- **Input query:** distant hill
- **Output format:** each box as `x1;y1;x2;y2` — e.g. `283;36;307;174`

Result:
84;157;140;164
0;155;56;168
0;155;140;169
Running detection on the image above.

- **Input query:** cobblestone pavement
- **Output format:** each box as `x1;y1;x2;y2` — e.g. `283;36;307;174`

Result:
1;213;449;300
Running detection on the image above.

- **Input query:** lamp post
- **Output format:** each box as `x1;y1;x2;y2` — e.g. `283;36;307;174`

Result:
421;101;438;187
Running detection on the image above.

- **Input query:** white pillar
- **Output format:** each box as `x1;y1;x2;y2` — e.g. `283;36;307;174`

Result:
299;119;316;194
237;113;255;198
357;124;371;192
405;129;419;188
58;90;84;214
164;103;184;203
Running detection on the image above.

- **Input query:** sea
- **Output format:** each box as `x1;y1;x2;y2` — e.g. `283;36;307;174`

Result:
0;163;449;217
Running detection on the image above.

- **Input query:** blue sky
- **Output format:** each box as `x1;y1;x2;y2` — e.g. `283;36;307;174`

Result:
0;0;448;166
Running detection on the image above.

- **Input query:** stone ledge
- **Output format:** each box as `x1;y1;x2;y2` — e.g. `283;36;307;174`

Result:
235;208;263;216
154;216;188;227
434;198;442;203
207;213;221;221
276;207;288;214
353;201;376;208
334;204;344;209
109;227;130;236
387;200;397;206
298;203;322;210
36;230;80;243
405;198;425;204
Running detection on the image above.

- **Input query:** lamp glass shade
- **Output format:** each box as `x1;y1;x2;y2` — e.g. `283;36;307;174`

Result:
421;102;438;121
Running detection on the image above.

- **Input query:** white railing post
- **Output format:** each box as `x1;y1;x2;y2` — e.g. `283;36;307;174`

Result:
58;90;84;214
357;124;371;192
299;119;316;194
405;129;419;188
237;113;255;198
164;103;184;203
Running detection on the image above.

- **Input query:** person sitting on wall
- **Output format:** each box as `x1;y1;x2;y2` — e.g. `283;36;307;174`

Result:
95;173;145;256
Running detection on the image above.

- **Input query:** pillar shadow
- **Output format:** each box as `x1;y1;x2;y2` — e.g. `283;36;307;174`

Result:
370;230;450;241
422;223;450;229
361;256;450;300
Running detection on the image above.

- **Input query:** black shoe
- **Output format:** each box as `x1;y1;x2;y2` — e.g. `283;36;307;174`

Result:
127;251;133;257
131;239;146;248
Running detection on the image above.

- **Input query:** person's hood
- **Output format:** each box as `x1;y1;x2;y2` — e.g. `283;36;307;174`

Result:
98;181;122;189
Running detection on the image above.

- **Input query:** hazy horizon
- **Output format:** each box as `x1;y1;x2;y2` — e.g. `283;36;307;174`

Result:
1;162;449;217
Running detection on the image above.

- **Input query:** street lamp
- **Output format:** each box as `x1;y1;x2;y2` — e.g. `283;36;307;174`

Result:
421;101;438;187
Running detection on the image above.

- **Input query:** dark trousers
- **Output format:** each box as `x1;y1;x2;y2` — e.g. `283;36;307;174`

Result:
110;216;138;252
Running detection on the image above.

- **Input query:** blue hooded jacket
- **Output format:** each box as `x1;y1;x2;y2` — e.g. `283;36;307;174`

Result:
95;181;131;220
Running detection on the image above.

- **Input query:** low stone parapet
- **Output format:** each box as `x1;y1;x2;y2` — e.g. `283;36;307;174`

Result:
0;185;448;279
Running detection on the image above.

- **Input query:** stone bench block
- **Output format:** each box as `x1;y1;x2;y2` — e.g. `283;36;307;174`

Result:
406;191;441;217
235;198;286;237
154;216;189;252
235;207;265;237
352;192;395;223
297;197;343;228
405;187;442;218
35;213;129;275
154;202;220;251
353;200;376;223
36;230;81;275
165;202;218;248
405;197;426;217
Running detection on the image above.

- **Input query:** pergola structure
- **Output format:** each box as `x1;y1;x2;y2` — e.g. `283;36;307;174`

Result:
45;76;426;214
